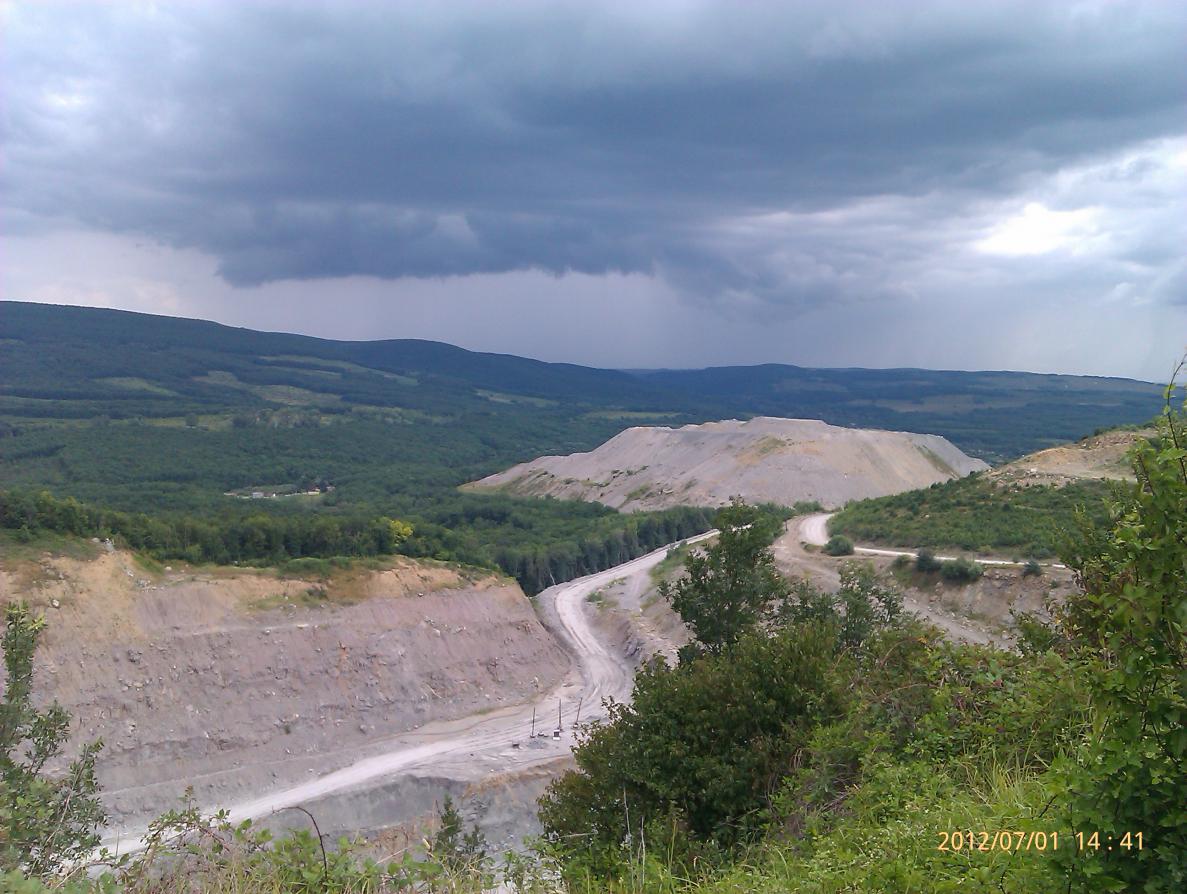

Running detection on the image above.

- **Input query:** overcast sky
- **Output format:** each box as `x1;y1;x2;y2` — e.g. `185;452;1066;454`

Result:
3;1;1185;380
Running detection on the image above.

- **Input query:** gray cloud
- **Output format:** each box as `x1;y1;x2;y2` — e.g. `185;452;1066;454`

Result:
2;0;1186;376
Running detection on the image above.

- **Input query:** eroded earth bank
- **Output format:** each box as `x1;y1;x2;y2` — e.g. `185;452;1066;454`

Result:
0;546;571;848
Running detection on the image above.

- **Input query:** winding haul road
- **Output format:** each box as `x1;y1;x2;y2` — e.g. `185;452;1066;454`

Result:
104;530;717;854
798;512;1066;569
105;515;1039;853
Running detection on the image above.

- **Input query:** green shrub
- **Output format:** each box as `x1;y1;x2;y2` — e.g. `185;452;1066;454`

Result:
939;557;983;582
1054;400;1187;891
915;548;941;572
538;623;848;873
823;534;854;556
0;603;105;877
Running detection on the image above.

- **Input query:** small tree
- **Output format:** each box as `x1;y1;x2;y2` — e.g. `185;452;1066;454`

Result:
429;794;487;876
0;603;105;877
780;564;903;649
659;499;788;658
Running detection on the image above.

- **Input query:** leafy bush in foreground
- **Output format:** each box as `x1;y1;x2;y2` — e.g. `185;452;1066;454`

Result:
1052;398;1187;891
0;604;104;876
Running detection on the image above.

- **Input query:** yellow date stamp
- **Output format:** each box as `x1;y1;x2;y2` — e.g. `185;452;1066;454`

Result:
937;830;1144;853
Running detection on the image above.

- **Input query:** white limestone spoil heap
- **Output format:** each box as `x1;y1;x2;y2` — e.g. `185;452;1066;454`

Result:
468;416;988;511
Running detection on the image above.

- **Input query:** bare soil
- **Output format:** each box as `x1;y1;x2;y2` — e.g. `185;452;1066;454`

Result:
467;416;987;511
987;428;1150;488
0;548;569;828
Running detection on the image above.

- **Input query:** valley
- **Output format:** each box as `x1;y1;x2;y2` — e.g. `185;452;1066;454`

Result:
0;304;1171;891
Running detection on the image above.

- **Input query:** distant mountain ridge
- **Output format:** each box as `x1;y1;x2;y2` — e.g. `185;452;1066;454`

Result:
0;300;1165;461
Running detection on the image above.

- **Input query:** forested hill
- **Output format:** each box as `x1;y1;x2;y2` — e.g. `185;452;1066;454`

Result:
0;301;1167;461
637;364;1166;461
0;299;674;415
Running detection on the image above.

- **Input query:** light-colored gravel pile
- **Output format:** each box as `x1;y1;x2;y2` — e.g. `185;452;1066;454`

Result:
469;416;987;510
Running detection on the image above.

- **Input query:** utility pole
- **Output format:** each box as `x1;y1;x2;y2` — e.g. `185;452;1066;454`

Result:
558;698;563;731
575;696;582;728
530;706;536;738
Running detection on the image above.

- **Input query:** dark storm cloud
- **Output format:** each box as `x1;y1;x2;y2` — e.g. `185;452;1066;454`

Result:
3;0;1185;308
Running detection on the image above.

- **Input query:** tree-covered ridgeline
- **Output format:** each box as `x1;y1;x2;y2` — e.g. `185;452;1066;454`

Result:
0;488;712;595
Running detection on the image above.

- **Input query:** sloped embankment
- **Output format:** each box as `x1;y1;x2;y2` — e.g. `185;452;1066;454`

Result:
986;427;1150;488
0;547;569;826
468;416;987;511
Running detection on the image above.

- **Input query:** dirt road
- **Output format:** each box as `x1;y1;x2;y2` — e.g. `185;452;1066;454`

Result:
103;530;716;853
798;513;1065;569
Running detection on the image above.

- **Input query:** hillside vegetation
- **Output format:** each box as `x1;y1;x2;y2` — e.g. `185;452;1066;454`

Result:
0;302;1169;593
532;409;1187;892
830;475;1114;558
2;301;1166;459
0;300;1163;593
829;428;1154;558
0;489;711;596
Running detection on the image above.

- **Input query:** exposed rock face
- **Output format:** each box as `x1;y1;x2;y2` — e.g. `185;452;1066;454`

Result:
468;417;987;511
986;427;1149;488
0;551;569;826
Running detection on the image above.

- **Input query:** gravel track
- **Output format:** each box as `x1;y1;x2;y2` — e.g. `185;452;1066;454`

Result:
103;530;716;855
799;512;1066;569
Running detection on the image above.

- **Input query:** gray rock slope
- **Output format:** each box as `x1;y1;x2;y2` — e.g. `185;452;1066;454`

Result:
469;416;987;511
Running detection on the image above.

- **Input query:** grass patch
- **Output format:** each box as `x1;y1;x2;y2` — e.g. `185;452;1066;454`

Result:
275;556;352;579
582;410;682;421
261;355;418;384
649;543;692;585
475;389;557;407
0;529;101;564
95;376;177;395
626;485;654;502
131;552;165;575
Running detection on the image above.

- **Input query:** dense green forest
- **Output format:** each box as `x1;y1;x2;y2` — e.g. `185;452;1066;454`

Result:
830;475;1115;558
0;301;1170;594
1;301;1168;461
0;489;712;596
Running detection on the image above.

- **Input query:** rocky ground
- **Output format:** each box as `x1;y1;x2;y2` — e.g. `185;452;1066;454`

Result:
0;546;569;830
986;427;1150;488
467;416;987;511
